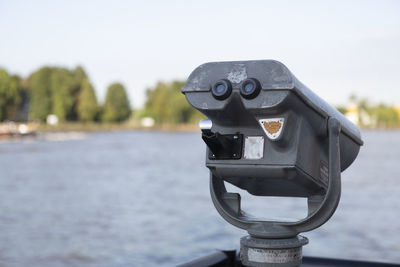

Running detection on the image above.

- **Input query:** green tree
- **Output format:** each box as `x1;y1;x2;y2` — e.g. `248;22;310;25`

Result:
28;67;52;121
372;104;399;128
142;80;204;125
143;82;172;123
336;106;347;115
69;66;88;120
77;78;99;121
28;66;89;122
102;83;131;122
72;66;87;84
0;69;21;121
50;68;75;121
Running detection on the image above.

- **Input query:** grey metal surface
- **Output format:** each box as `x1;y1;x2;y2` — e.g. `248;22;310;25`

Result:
200;119;213;130
240;235;308;267
208;118;342;239
179;251;400;267
182;60;362;147
177;251;231;267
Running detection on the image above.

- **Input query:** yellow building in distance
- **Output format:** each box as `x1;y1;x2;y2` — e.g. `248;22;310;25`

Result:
395;105;400;119
344;104;359;126
344;103;375;127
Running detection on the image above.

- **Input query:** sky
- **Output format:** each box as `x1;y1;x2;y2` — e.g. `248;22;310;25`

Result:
1;0;399;108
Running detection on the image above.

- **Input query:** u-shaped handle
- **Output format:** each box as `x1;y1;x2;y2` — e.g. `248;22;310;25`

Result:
210;117;342;238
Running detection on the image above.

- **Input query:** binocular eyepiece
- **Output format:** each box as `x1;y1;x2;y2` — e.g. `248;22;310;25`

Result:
182;60;363;267
211;79;232;100
211;78;261;100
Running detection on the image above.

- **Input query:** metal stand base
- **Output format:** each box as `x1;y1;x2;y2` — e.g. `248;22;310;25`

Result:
240;235;309;267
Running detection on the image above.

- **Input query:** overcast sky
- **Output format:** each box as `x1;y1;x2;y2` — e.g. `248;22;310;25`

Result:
1;0;399;108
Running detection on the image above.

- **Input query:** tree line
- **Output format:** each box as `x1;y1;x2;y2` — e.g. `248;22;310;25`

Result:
0;68;25;121
0;66;203;126
337;95;400;128
0;66;131;123
7;65;397;129
140;80;204;125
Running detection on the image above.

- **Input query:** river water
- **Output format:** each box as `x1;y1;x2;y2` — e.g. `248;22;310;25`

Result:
0;130;399;266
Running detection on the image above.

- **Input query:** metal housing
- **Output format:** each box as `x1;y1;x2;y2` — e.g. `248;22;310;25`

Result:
182;60;363;198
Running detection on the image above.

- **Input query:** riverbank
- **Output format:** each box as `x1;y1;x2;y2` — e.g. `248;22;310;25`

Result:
0;122;201;143
37;122;200;133
3;121;399;137
38;122;400;132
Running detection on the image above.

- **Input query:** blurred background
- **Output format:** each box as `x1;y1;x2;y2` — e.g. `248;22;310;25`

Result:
0;0;399;266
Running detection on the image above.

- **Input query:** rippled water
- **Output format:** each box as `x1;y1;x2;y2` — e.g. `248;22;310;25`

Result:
0;130;399;266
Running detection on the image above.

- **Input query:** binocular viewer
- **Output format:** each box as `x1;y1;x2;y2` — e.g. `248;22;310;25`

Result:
182;60;363;266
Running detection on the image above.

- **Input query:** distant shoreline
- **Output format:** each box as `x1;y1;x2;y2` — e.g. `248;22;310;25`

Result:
37;122;201;133
37;123;400;133
0;123;202;143
3;122;399;137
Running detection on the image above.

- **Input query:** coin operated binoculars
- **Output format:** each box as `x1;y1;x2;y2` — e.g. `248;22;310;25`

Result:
182;60;363;267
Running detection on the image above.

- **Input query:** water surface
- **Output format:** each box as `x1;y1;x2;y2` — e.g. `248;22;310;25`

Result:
0;130;399;266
